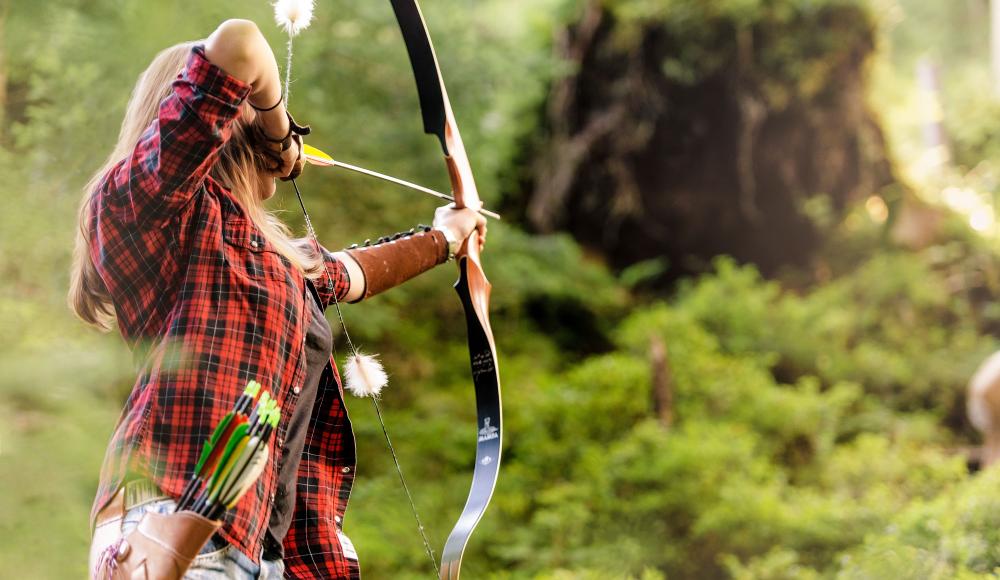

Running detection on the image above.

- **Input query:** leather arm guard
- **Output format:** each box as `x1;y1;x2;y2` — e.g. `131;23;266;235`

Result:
344;227;449;302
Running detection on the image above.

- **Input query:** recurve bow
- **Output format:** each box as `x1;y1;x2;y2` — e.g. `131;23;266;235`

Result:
388;2;503;578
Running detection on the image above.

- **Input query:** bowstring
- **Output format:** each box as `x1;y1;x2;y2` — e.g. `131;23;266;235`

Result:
290;178;439;574
279;9;438;575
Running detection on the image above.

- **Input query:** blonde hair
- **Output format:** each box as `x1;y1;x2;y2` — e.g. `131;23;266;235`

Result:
70;42;322;330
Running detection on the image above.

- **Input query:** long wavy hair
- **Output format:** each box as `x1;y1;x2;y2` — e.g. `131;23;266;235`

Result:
69;42;323;331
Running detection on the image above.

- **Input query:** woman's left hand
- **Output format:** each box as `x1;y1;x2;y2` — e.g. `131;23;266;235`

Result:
433;204;488;253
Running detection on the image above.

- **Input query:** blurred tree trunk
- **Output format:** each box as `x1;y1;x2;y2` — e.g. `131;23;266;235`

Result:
0;2;7;133
916;59;949;169
993;0;1000;95
649;336;673;429
505;0;901;284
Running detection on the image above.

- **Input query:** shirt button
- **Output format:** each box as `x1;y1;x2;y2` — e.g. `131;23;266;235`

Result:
335;515;342;523
293;386;301;395
250;240;259;248
341;466;351;474
277;437;284;447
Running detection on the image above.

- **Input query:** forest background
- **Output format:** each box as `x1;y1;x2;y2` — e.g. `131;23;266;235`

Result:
5;0;1000;578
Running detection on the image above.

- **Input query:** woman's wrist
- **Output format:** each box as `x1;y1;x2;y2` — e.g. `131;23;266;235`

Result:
255;105;291;142
433;225;460;262
431;205;486;257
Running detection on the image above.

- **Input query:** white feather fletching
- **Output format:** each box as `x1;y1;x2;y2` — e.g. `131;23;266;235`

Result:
344;352;388;398
274;0;315;36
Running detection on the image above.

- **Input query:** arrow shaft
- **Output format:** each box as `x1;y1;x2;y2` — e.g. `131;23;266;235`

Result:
323;158;501;220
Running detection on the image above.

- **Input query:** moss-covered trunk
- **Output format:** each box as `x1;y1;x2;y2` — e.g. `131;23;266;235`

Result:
507;0;899;283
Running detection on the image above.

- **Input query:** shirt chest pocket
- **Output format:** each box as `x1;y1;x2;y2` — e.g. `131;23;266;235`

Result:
222;219;290;281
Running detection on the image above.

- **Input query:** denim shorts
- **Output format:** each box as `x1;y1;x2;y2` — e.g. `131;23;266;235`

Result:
120;498;284;579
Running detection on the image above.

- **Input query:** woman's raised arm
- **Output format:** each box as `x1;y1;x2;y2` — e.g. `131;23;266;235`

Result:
205;20;290;149
99;20;290;227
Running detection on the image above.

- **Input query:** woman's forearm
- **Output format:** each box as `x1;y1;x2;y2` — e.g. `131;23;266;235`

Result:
332;251;366;303
338;229;450;303
204;19;289;137
331;206;485;304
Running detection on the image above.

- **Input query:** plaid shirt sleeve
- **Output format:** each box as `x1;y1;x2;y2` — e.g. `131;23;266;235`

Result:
312;241;353;307
101;45;250;226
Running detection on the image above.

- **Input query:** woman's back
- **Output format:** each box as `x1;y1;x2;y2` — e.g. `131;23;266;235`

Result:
86;43;358;575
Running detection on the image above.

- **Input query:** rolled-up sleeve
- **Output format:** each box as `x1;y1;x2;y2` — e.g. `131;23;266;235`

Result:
101;45;251;226
313;241;353;308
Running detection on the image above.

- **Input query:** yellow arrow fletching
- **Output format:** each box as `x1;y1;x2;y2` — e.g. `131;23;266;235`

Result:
303;143;336;166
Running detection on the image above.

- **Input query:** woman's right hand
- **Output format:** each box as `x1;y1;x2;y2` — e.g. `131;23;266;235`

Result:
268;133;304;181
278;118;311;181
281;135;306;181
252;122;307;181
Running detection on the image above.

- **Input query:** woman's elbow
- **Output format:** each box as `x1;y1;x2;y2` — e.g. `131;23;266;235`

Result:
215;19;262;46
204;19;264;82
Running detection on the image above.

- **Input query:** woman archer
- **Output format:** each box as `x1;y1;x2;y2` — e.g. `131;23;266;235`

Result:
73;19;486;579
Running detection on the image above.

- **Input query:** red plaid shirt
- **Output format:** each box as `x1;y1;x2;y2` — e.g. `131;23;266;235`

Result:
89;46;360;578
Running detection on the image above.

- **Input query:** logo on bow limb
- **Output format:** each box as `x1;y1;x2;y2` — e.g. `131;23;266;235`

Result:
478;417;499;442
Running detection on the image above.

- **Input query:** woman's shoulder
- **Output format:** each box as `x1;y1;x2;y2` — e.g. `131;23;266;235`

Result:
90;164;234;226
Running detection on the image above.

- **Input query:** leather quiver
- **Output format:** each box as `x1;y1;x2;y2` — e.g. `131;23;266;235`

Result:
95;510;221;580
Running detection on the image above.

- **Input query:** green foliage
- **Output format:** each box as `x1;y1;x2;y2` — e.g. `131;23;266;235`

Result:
365;240;995;578
837;466;1000;579
859;0;988;149
944;74;1000;170
724;548;821;580
603;0;875;108
478;254;977;578
4;0;1000;579
676;256;996;414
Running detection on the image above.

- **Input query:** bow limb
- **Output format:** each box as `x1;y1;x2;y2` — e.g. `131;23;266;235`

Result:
388;2;502;578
